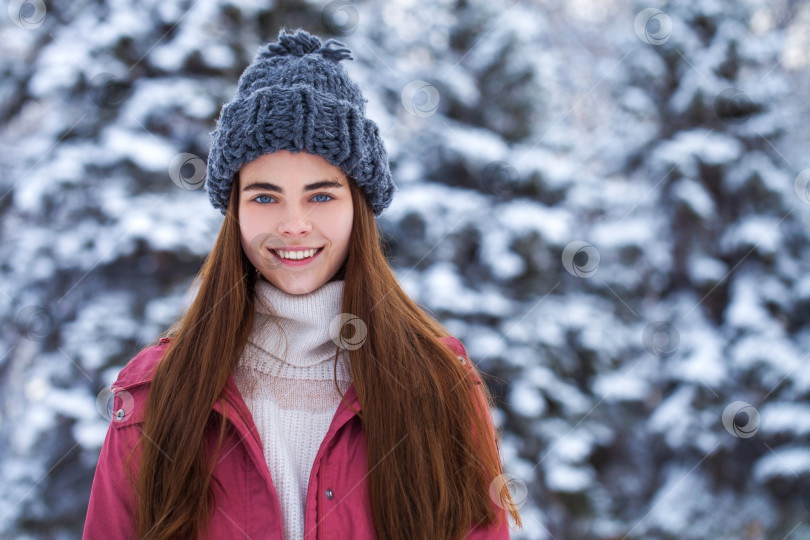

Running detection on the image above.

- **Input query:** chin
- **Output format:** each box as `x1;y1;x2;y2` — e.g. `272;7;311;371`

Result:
284;278;326;295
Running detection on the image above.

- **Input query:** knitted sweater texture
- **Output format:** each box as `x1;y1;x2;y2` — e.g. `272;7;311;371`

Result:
232;277;352;540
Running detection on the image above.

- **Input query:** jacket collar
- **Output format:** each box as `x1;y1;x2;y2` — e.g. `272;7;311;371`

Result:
114;335;467;424
114;336;363;413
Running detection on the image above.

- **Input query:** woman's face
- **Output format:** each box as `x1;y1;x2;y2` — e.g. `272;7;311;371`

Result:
238;149;353;295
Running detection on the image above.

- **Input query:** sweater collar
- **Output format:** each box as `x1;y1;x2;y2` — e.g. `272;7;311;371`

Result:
247;276;346;368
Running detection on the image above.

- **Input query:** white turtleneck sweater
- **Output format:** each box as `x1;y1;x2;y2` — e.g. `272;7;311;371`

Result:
232;277;353;540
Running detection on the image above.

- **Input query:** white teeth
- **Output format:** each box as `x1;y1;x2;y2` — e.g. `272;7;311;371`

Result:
275;248;318;260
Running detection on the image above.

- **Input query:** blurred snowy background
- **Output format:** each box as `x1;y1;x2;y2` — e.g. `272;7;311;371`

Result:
2;0;810;538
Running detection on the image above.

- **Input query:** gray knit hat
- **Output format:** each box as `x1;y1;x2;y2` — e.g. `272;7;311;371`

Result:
206;27;397;217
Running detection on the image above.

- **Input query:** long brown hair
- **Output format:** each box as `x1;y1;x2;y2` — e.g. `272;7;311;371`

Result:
131;172;523;539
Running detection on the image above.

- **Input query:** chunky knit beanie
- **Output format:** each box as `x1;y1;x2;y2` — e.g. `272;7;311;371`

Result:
206;27;397;217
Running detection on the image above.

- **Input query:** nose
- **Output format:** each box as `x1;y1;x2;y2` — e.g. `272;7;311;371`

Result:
276;202;314;236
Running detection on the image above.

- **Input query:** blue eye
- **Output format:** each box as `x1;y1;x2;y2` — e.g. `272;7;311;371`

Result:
254;195;274;204
312;194;333;203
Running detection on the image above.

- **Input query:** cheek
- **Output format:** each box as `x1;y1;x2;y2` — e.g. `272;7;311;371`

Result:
239;215;265;253
319;203;353;242
335;211;353;248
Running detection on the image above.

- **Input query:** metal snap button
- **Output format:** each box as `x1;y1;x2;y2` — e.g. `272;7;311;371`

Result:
457;355;467;365
115;408;125;421
325;488;334;500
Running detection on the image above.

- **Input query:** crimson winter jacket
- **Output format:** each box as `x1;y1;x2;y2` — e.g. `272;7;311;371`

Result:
83;335;511;539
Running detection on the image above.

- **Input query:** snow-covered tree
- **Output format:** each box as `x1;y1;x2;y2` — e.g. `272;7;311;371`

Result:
1;0;808;538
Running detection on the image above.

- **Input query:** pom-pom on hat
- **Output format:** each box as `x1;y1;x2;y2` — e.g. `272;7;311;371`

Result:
206;27;397;217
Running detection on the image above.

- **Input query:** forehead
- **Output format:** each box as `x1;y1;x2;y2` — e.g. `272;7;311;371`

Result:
239;150;346;185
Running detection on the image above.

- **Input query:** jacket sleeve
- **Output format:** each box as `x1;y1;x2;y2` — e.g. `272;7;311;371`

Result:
83;419;140;539
446;337;513;539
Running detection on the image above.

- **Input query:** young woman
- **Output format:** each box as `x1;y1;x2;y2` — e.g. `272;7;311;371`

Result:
83;27;523;540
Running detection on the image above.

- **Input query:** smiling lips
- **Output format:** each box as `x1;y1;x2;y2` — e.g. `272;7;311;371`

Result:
271;247;324;261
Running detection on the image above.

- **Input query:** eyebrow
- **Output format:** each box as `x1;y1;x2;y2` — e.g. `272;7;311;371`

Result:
242;178;345;194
